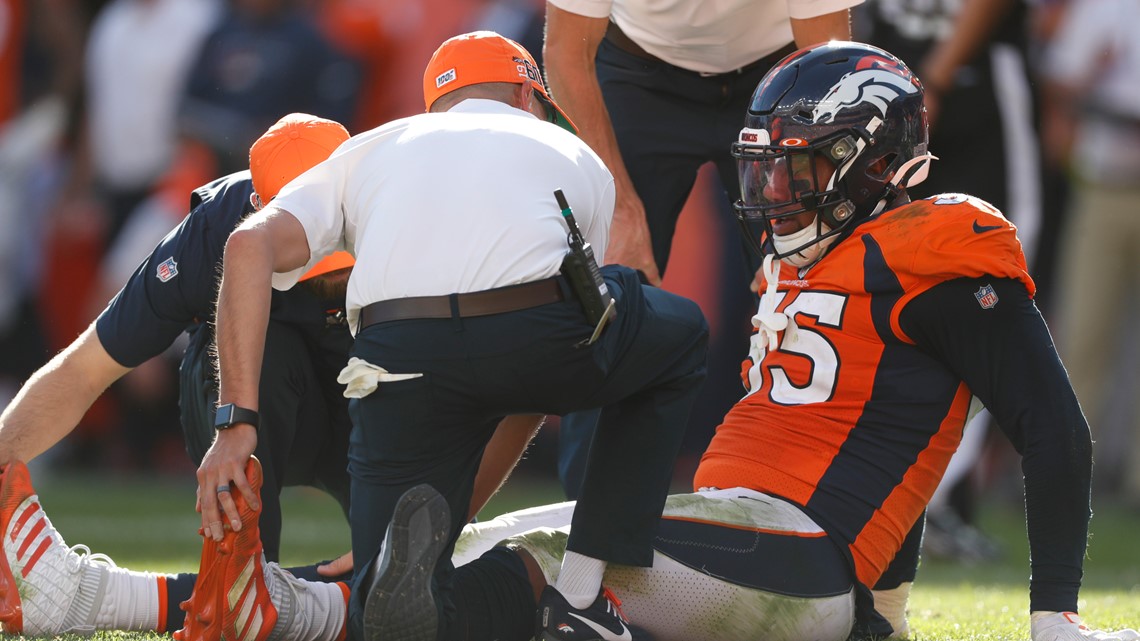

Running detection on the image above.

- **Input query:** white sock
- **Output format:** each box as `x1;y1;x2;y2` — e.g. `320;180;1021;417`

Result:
85;560;165;632
554;551;605;609
264;561;348;641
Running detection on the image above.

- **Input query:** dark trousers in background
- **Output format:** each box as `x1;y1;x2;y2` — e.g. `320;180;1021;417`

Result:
345;266;708;641
559;37;780;497
594;37;777;269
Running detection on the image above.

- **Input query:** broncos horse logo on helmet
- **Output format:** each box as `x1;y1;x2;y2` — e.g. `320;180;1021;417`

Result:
732;42;932;267
812;67;919;124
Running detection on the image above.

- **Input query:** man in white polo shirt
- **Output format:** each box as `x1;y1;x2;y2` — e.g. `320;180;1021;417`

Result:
196;30;709;641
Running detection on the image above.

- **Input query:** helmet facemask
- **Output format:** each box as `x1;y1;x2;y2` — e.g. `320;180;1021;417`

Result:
734;127;866;267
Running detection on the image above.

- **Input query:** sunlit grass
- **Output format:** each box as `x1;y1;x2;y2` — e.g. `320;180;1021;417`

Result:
24;471;1140;640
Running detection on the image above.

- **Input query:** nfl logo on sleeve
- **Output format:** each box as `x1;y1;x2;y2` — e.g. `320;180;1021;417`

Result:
156;257;179;282
974;284;999;309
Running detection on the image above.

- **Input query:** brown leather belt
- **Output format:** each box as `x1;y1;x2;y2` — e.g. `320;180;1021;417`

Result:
358;277;565;330
604;21;794;77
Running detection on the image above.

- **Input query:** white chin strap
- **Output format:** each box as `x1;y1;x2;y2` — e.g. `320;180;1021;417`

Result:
871;153;938;216
897;153;936;188
772;216;835;268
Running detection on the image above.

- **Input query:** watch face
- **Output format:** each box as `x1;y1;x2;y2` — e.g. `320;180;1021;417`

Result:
215;404;234;428
214;404;257;430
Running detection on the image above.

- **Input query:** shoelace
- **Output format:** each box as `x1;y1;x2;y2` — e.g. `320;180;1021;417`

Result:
59;543;115;634
265;560;299;605
751;254;793;358
601;587;629;624
63;544;116;574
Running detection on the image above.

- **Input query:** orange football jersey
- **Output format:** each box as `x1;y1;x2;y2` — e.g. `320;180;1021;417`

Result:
695;193;1034;588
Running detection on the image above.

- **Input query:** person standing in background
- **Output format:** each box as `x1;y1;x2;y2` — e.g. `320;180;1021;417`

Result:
543;0;861;498
179;0;361;175
1041;0;1140;511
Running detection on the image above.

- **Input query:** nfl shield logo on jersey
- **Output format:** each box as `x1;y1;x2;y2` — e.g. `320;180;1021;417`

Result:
156;257;179;282
974;284;999;309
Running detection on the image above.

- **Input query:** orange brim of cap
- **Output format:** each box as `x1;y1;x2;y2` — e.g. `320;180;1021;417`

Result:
300;251;354;281
535;93;577;135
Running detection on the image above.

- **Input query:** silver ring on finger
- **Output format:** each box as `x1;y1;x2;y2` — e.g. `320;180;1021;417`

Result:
216;484;231;494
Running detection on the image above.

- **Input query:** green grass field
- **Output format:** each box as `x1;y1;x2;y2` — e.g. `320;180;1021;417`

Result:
24;471;1140;641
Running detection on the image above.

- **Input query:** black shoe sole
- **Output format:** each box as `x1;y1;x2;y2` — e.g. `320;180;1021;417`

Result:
363;484;451;641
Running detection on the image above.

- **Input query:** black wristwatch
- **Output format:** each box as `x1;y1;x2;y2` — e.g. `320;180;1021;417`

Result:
214;403;260;431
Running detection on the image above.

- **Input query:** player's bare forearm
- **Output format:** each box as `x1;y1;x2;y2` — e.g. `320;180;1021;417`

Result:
544;4;659;281
470;415;545;520
215;229;275;413
605;199;660;284
0;324;129;462
543;9;629;184
920;0;1018;94
203;207;312;538
215;207;312;408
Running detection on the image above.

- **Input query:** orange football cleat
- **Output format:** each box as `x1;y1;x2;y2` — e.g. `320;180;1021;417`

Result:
176;456;277;641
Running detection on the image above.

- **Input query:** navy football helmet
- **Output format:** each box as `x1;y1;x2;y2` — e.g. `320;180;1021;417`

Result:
732;41;931;266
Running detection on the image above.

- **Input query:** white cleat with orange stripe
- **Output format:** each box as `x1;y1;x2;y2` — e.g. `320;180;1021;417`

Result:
0;459;113;635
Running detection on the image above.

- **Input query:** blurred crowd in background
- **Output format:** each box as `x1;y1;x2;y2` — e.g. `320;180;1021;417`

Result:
0;0;1137;521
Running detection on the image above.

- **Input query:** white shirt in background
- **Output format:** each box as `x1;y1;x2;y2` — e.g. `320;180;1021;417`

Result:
547;0;864;74
85;0;220;190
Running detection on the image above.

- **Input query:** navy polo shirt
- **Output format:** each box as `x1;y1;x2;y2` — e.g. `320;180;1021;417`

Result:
95;170;344;367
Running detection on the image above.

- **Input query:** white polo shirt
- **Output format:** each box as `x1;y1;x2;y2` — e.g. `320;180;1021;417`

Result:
271;99;615;332
1043;0;1140;184
549;0;864;74
85;0;220;189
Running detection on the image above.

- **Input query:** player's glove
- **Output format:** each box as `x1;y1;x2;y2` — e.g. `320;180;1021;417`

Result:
1031;611;1140;641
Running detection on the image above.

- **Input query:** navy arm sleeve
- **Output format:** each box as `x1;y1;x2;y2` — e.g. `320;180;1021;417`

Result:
93;175;255;368
96;173;253;367
94;215;224;367
898;277;1092;613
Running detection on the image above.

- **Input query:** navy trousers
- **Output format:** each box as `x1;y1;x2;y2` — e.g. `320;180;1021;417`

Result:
344;266;708;641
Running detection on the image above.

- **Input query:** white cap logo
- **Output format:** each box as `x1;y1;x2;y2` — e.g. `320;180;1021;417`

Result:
435;68;456;88
738;127;770;145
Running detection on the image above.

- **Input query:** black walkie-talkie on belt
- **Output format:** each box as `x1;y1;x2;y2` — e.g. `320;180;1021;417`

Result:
555;189;616;345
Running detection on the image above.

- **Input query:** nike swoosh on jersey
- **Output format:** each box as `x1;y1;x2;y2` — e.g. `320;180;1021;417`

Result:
972;220;1003;233
567;612;633;641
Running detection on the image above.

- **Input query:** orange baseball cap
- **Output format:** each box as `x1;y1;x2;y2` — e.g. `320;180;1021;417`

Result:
300;251;354;281
249;114;354;282
249;113;350;202
423;31;578;135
